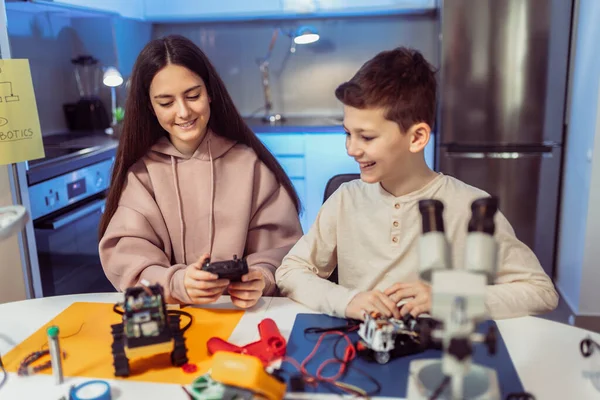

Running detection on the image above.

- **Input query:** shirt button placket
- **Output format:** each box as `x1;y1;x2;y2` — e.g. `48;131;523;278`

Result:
391;202;401;246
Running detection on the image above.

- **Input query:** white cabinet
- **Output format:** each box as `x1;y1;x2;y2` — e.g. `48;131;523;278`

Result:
5;0;145;19
304;133;435;231
283;0;436;15
304;134;359;232
258;131;435;233
258;132;357;233
256;134;310;231
41;0;145;19
94;0;145;20
7;0;435;21
144;0;436;21
143;0;282;22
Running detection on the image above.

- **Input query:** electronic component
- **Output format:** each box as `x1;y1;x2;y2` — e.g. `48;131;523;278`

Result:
201;255;249;281
185;353;286;400
186;373;226;399
47;326;64;384
17;349;66;376
356;312;430;364
211;352;286;400
110;282;189;377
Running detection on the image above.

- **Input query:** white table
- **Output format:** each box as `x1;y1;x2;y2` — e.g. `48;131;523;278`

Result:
0;293;599;399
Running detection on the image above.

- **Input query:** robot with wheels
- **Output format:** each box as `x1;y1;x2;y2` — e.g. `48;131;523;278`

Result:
406;197;500;400
111;282;189;377
356;311;426;364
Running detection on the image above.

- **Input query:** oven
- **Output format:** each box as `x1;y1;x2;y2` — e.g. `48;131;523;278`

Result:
27;133;118;297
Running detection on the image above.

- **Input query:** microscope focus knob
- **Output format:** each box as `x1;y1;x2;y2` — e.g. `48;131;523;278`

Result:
580;338;596;357
486;325;497;355
418;319;432;349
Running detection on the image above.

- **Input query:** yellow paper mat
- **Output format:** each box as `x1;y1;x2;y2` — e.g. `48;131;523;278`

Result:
3;302;244;384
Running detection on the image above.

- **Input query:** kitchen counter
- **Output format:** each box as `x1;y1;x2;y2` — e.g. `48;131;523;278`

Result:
244;116;345;134
27;132;119;186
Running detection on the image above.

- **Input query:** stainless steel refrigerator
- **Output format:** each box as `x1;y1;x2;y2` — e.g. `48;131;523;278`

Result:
437;0;574;278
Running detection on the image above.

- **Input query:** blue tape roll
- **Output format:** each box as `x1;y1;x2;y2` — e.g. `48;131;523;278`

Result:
69;380;111;400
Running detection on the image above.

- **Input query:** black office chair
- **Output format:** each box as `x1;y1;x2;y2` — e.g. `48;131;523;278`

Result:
323;173;360;284
323;173;361;202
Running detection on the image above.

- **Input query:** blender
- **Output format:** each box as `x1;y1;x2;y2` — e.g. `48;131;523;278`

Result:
63;55;110;132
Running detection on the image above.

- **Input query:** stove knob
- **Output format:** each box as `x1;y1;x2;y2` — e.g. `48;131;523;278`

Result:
95;174;104;188
45;194;55;207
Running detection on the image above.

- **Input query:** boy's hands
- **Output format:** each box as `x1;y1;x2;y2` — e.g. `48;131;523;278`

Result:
227;266;266;309
384;281;432;317
345;290;401;321
184;253;229;304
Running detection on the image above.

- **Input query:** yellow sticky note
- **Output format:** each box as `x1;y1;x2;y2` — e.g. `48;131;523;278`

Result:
0;59;45;165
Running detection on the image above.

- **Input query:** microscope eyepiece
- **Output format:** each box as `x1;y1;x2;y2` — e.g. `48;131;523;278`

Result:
418;199;445;233
468;197;499;235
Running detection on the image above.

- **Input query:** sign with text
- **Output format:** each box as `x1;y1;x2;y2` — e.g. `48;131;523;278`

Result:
0;59;44;165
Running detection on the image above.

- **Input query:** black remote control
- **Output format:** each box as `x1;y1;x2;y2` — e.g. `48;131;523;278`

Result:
201;255;249;282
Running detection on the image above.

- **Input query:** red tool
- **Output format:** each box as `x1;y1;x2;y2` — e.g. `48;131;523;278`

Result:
207;318;286;366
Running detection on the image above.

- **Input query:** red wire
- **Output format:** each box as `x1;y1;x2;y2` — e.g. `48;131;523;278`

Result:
283;330;357;385
315;336;356;381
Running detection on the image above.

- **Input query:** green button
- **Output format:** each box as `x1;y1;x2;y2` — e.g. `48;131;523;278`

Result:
47;326;59;337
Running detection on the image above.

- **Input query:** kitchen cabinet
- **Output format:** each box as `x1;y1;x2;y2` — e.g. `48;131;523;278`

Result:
258;132;356;233
256;133;309;231
283;0;436;15
7;0;435;21
143;0;283;22
303;134;359;232
7;0;146;19
258;130;436;233
56;0;145;19
142;0;436;22
304;132;435;232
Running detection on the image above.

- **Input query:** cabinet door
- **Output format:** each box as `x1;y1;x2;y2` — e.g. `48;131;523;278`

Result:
304;132;435;231
256;134;309;231
144;0;281;21
283;0;436;14
304;134;359;231
52;0;145;19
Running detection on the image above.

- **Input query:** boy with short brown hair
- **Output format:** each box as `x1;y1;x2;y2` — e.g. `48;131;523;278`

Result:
275;47;558;320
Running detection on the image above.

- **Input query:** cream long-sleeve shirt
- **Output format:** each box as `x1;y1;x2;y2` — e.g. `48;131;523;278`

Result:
276;174;558;319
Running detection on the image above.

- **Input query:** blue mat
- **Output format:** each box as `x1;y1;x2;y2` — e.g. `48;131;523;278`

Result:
281;313;524;397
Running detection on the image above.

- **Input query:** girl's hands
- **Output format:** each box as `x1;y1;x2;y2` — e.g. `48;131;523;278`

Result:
227;266;266;309
184;253;230;304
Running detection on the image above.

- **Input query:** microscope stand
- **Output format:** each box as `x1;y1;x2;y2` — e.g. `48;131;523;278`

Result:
406;359;500;400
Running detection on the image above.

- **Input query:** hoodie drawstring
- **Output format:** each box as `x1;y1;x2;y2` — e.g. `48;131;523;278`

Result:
169;135;215;265
171;156;186;264
207;137;215;256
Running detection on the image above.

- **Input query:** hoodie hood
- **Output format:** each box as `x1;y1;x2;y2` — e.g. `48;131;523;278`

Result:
148;129;237;162
147;130;237;264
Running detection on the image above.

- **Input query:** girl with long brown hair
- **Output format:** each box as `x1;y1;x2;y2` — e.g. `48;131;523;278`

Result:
99;35;302;308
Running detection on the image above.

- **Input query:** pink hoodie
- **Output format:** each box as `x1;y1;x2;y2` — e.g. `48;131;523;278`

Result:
99;131;303;304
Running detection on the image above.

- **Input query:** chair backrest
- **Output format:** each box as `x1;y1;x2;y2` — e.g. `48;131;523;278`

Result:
323;173;360;203
322;173;360;284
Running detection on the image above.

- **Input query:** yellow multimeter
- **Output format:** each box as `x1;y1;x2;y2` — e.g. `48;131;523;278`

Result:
209;352;286;400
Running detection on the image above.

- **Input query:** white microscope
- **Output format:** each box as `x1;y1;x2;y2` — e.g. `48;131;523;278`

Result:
0;205;28;242
406;198;500;400
0;205;28;375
